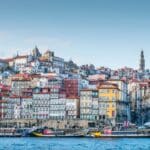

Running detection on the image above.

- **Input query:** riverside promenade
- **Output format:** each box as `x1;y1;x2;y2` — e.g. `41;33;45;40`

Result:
0;119;90;129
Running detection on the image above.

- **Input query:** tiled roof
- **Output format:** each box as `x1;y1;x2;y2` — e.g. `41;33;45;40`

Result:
12;73;31;81
3;58;14;62
0;59;8;63
0;84;11;91
14;55;28;59
10;95;20;98
98;82;119;90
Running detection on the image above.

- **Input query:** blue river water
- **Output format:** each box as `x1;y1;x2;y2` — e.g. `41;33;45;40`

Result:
0;138;150;150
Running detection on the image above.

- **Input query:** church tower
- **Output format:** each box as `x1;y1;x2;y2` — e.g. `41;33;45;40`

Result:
32;46;41;59
139;50;145;72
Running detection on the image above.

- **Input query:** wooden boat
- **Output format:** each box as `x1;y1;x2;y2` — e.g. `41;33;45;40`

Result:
31;128;64;137
31;131;56;137
97;134;150;138
31;127;86;137
91;131;150;138
0;128;22;137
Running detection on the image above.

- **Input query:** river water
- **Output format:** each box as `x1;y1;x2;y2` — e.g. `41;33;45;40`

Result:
0;138;149;150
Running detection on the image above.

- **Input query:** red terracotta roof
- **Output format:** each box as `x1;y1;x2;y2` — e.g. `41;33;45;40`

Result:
0;84;11;91
3;58;14;62
12;73;31;81
0;100;7;103
0;59;8;63
14;55;28;59
98;82;119;90
33;92;51;94
10;95;20;98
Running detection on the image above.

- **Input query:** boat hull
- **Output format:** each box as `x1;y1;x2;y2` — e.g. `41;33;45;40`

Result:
31;132;85;138
31;132;56;137
93;134;150;138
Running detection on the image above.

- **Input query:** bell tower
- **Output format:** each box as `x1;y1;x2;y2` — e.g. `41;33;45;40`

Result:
139;50;145;72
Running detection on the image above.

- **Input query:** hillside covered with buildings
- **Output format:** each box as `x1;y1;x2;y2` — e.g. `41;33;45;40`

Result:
0;47;149;128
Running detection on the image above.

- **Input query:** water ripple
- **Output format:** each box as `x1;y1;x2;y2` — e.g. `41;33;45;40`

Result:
0;138;150;150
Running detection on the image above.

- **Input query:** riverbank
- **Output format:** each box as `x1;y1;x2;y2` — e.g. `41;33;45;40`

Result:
0;126;150;138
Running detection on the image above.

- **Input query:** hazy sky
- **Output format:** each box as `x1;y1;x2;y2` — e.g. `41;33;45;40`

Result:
0;0;149;69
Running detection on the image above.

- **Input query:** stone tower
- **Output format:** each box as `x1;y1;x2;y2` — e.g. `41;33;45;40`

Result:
32;46;41;58
139;50;145;72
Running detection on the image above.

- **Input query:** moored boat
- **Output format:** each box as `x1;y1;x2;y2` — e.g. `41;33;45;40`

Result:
30;127;64;137
31;131;56;137
0;128;22;137
90;130;150;138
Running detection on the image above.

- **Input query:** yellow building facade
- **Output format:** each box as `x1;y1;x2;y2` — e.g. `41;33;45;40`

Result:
98;83;120;126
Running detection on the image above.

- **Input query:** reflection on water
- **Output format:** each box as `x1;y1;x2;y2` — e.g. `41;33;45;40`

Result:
0;138;150;150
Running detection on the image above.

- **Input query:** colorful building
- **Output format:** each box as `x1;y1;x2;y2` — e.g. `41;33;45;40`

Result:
64;79;80;98
80;89;99;120
32;87;51;119
98;83;122;126
11;74;31;96
0;84;10;119
49;98;66;119
66;98;80;119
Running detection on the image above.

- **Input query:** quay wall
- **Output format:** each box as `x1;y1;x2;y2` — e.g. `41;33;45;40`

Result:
0;119;91;129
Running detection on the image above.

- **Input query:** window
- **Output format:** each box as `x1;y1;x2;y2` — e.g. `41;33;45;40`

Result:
112;103;115;107
112;111;115;117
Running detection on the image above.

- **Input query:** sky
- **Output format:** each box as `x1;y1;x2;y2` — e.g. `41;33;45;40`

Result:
0;0;150;69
